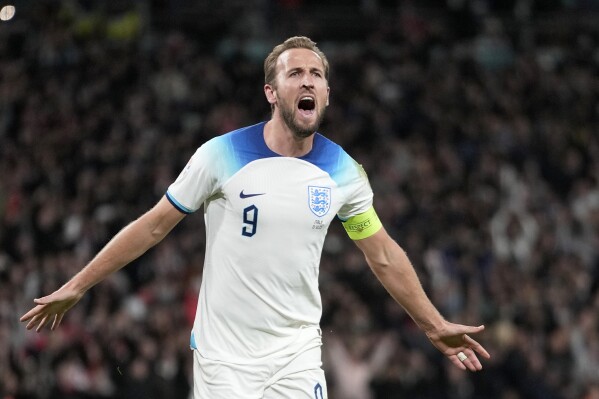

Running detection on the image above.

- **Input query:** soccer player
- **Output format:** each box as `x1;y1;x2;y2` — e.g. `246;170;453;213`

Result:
21;36;490;398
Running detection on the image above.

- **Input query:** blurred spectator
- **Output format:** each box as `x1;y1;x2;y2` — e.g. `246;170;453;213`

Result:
2;1;599;398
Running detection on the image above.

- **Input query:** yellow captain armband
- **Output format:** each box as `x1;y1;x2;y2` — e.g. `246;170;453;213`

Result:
341;206;383;240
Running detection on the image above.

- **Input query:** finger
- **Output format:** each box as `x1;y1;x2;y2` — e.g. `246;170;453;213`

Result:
463;334;491;359
20;312;34;323
51;313;65;331
36;314;50;333
450;354;467;370
459;324;485;335
51;314;59;331
453;349;481;372
34;296;51;305
26;313;43;330
461;357;479;372
20;305;45;322
463;348;483;371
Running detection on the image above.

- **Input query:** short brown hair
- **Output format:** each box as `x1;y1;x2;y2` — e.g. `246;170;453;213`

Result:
264;36;330;87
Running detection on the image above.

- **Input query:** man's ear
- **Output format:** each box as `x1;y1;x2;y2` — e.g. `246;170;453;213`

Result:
326;86;330;106
264;84;277;105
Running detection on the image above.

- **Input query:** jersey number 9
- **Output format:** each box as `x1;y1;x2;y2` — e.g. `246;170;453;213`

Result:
242;205;258;237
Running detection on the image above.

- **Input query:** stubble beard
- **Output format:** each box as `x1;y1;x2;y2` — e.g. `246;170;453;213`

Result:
279;100;326;140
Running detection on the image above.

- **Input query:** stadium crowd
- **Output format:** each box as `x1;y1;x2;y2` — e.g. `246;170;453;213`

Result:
1;1;599;398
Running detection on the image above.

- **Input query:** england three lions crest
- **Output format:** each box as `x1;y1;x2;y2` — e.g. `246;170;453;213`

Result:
308;186;331;217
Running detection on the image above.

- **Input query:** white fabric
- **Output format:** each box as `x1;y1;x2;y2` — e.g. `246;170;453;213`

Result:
167;122;373;363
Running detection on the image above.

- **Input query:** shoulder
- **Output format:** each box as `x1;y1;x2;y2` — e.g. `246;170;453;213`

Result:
304;133;345;165
194;122;277;177
216;122;266;147
304;133;364;184
313;132;344;154
197;122;266;154
306;133;355;173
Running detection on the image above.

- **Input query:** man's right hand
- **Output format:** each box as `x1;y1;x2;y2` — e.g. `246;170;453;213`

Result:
20;286;83;332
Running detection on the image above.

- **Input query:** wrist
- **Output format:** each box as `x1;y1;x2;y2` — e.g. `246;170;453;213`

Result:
419;315;447;337
63;278;89;297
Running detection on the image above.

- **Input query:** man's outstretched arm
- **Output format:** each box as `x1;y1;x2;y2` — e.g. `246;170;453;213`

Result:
353;227;491;371
20;196;185;332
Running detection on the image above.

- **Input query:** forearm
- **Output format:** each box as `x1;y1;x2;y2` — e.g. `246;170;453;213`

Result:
65;220;155;293
355;229;490;370
366;242;444;333
64;199;181;294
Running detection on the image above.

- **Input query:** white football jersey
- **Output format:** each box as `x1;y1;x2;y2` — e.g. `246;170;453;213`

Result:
166;122;373;363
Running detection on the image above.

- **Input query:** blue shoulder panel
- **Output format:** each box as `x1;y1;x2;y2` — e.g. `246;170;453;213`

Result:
215;122;279;179
300;133;355;186
212;122;355;186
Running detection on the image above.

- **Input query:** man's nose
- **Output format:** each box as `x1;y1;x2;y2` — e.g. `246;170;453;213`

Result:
301;75;314;88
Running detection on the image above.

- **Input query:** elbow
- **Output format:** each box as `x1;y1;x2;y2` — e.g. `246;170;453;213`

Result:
149;228;165;244
149;221;171;244
139;214;169;246
366;251;393;274
366;244;407;276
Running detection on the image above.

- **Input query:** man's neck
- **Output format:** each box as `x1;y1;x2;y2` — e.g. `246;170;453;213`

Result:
263;118;314;157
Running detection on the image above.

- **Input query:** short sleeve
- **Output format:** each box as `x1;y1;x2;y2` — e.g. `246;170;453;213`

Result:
336;159;374;221
166;137;231;213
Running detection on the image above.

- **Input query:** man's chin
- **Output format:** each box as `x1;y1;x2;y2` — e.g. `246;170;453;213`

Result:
280;107;324;139
292;128;315;139
292;119;319;138
296;112;326;134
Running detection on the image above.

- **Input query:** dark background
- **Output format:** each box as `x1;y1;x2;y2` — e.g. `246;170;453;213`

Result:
1;0;599;398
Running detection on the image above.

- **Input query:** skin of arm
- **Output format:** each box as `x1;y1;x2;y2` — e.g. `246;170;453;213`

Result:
20;196;185;331
353;226;490;371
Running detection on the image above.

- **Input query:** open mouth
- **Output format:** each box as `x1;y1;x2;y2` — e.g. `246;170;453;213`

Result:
298;96;316;116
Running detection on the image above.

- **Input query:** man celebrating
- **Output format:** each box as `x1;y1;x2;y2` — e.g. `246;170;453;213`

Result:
21;36;490;398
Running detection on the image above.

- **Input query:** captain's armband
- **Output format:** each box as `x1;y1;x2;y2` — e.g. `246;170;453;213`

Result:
341;207;382;240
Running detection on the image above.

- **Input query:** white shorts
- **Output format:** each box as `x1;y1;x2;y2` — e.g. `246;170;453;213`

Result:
192;340;327;399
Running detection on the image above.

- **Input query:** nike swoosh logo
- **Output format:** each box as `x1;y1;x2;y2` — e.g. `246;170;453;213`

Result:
240;190;266;199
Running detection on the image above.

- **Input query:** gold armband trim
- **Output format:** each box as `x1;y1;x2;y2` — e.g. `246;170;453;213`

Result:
342;207;382;240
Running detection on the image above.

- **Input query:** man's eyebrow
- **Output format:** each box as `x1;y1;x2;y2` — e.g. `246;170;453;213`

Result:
287;66;324;73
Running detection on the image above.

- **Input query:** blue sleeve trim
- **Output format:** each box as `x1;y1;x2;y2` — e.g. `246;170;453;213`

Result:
190;331;198;350
166;191;194;214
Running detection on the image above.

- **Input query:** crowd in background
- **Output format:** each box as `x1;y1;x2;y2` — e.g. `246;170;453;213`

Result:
1;1;599;398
